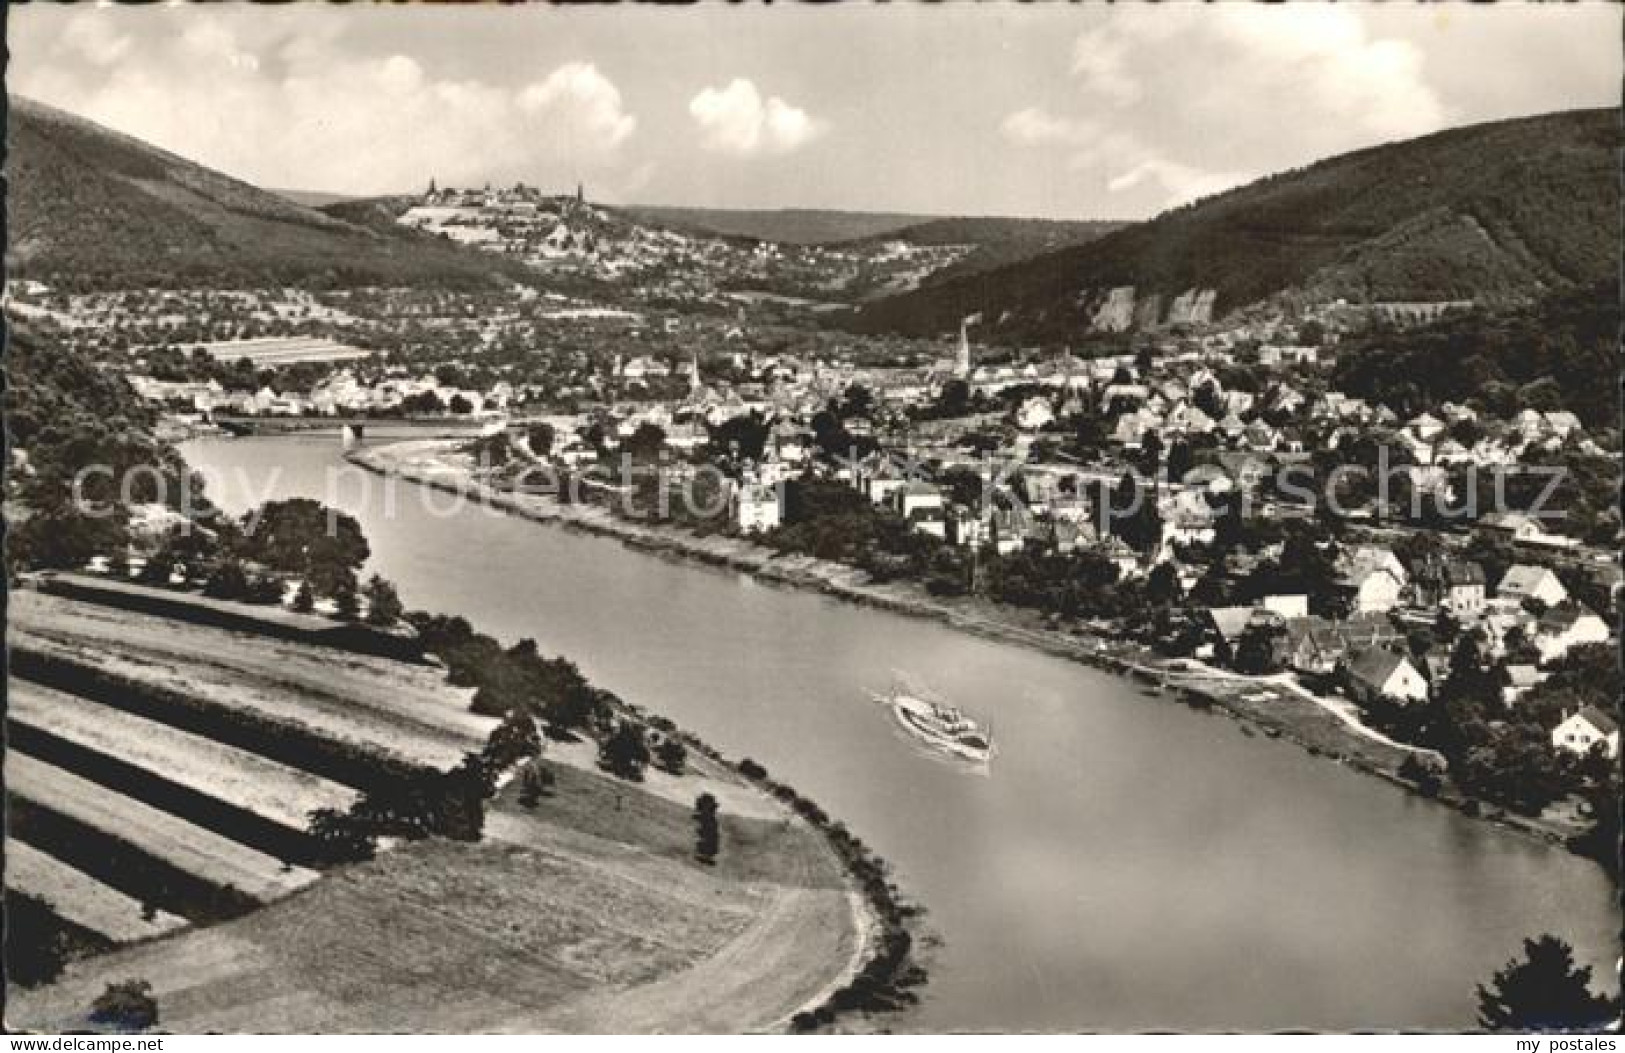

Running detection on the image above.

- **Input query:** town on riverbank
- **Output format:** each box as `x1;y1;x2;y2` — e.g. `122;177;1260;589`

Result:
6;3;1621;1033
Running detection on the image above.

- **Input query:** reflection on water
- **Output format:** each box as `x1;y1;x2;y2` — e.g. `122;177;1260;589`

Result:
183;436;1621;1031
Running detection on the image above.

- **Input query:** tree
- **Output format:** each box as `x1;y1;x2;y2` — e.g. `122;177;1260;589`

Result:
362;574;404;626
332;580;361;621
1145;561;1182;606
8;507;127;572
291;579;315;613
202;559;251;600
656;737;688;776
4;891;73;987
1189;381;1222;419
1476;935;1617;1031
708;413;770;463
1165;438;1195;483
598;721;651;781
105;548;131;580
935;378;971;417
625;422;667;458
1109;473;1162;554
1440;629;1502;708
1138;430;1164;476
135;552;178;587
447;393;475;415
307;807;376;864
90;979;159;1031
694;792;720;864
839;383;875;420
246;572;284;605
483;709;542;770
527;422;556;457
1233;619;1286;675
400;389;446;414
237;499;369;596
517;757;556;808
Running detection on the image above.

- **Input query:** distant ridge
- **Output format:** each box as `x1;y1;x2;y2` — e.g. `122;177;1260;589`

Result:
271;188;358;209
848;107;1620;340
618;205;939;245
5;96;526;289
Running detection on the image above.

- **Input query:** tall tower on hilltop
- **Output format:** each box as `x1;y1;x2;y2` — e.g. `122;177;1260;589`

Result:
576;182;585;206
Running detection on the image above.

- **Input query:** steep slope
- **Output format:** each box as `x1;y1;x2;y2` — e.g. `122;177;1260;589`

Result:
848;107;1619;340
4;96;525;290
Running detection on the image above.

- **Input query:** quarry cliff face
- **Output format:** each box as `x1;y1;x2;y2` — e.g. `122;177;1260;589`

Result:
1085;285;1217;332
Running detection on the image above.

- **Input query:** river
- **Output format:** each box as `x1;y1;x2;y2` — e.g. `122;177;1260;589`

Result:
181;435;1620;1031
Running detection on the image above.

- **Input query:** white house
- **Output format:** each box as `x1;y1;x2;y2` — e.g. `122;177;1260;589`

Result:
1495;564;1569;609
730;479;782;533
1478;512;1545;543
1550;706;1619;759
1534;605;1611;663
1501;665;1548;707
1260;594;1310;620
893;482;946;520
1413;559;1486;619
1346;648;1430;706
1543;411;1583;440
1344;564;1405;613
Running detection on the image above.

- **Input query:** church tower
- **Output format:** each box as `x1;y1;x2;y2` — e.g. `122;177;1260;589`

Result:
955;319;972;378
689;352;703;396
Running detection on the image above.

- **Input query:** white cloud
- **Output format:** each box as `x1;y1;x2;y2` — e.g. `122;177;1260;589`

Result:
1068;31;1140;108
518;62;636;149
1212;5;1446;140
1001;6;1451;213
689;79;826;157
1106;159;1248;206
1001;107;1089;147
14;15;640;196
1002;104;1245;210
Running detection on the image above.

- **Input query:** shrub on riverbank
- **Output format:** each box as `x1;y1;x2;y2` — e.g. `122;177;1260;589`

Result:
409;613;614;734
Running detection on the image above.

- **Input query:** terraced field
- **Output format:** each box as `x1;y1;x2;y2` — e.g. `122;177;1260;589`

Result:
4;587;864;1033
194;336;373;366
5;840;188;944
7;754;320;905
12;589;490;771
9;680;359;831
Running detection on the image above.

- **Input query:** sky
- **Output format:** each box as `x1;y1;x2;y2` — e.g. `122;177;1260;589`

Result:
9;2;1620;221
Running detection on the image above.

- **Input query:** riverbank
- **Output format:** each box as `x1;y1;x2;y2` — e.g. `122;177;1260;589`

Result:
347;440;1598;860
5;585;880;1034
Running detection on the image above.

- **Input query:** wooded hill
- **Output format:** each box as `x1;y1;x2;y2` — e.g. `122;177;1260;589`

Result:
847;107;1620;340
5;97;527;291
